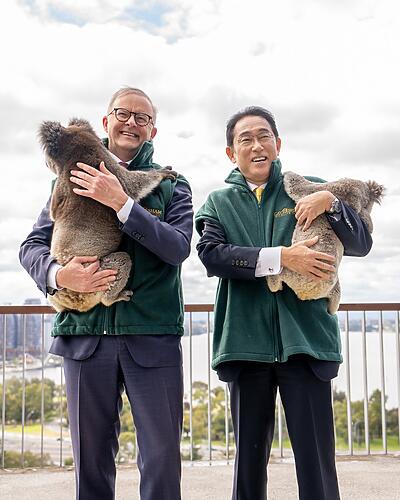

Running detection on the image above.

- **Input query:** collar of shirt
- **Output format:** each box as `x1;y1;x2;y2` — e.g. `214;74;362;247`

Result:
246;180;267;191
109;151;135;165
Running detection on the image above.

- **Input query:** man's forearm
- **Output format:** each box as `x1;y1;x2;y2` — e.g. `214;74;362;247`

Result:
197;220;262;280
120;183;193;266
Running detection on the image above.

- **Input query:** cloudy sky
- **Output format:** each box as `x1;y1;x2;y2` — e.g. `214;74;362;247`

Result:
1;0;399;306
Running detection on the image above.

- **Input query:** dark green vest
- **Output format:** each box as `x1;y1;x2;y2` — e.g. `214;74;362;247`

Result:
195;160;341;368
52;141;188;336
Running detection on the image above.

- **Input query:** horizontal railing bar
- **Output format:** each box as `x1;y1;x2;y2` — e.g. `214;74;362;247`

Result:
1;303;400;315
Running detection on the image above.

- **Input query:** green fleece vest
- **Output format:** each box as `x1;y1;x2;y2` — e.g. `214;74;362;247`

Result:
195;160;341;368
52;141;188;336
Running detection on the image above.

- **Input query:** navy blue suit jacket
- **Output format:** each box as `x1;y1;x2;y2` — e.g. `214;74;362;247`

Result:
197;200;372;381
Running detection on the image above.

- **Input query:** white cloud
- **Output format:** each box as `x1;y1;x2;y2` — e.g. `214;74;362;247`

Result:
1;0;399;305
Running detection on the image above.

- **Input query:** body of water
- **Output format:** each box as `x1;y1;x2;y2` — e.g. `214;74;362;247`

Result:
5;331;400;408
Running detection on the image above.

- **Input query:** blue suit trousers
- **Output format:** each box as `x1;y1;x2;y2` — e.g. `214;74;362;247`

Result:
51;335;183;500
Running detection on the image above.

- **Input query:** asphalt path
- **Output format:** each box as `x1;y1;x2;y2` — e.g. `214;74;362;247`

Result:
1;455;399;499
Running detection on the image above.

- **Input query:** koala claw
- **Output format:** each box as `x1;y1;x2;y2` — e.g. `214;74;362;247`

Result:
119;290;133;301
161;166;178;180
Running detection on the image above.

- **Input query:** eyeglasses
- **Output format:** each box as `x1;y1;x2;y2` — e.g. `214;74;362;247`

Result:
108;108;153;127
237;132;275;146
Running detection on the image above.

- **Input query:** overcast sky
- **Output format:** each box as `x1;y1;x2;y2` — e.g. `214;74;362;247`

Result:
1;0;399;306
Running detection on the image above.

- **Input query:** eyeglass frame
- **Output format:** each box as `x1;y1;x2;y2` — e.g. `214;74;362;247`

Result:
235;130;276;146
108;107;153;127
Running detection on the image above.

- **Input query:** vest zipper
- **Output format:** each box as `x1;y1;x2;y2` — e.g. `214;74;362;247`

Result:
256;186;279;363
103;306;108;335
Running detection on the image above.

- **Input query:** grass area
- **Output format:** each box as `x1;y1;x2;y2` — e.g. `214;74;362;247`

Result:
5;423;65;437
183;435;400;454
336;435;400;452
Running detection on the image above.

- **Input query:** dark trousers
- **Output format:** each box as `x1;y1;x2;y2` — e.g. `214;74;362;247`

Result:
229;357;340;500
63;336;183;500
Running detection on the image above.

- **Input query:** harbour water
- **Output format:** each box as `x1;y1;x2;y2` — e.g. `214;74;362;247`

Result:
4;330;400;408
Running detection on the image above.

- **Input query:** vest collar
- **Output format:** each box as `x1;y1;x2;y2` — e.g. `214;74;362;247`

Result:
101;138;155;170
224;159;282;190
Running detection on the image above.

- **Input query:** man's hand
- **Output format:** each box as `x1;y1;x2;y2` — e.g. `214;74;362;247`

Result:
71;161;129;212
281;236;336;280
295;191;335;231
56;256;118;292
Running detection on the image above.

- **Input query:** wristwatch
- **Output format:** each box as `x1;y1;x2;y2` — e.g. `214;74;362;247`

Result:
327;197;341;214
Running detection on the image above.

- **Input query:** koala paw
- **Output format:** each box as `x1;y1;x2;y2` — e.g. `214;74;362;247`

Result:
160;166;178;181
118;290;133;302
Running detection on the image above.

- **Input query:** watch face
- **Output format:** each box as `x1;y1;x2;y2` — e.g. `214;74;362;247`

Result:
328;198;341;214
333;199;341;213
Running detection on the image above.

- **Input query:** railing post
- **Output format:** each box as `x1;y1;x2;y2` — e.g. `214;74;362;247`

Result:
361;311;370;454
189;312;193;463
379;311;387;453
40;314;45;466
396;310;400;446
1;315;6;469
207;312;212;464
345;311;353;455
21;315;26;468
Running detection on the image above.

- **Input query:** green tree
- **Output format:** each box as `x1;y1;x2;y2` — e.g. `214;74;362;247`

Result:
0;377;56;424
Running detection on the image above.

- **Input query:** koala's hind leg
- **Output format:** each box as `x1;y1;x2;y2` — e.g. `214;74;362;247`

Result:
49;290;103;313
100;252;133;306
327;280;341;315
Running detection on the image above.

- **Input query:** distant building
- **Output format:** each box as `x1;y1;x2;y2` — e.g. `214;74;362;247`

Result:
0;298;43;360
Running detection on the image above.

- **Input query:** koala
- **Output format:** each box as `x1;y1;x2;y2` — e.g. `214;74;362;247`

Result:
39;118;176;313
267;172;384;314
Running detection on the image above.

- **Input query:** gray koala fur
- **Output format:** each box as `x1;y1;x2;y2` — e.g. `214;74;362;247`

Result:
267;172;384;314
39;118;176;313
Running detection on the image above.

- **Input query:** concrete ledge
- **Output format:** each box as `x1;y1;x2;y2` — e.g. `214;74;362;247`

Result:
1;455;399;499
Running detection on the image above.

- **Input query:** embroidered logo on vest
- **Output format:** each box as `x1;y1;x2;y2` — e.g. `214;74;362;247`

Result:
144;207;163;217
274;207;295;218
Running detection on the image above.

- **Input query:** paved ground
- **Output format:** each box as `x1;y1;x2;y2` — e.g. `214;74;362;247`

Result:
1;455;400;499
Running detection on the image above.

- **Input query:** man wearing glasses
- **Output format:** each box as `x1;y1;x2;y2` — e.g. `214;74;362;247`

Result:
20;87;193;500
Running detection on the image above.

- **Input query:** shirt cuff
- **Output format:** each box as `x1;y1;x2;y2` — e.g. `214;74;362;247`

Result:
47;262;63;290
255;247;282;277
117;197;135;223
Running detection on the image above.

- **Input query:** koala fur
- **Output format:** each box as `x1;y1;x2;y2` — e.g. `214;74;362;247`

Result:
39;118;176;313
267;172;384;314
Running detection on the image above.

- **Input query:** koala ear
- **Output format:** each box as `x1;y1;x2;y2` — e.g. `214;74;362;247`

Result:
38;121;65;158
367;181;385;205
68;117;95;134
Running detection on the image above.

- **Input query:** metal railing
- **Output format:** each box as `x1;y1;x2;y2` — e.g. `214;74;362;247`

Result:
1;303;400;469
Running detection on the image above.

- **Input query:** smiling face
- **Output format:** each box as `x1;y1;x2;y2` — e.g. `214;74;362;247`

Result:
102;92;157;162
226;115;281;185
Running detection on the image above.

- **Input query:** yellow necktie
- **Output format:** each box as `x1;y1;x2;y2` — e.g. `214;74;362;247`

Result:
254;186;264;205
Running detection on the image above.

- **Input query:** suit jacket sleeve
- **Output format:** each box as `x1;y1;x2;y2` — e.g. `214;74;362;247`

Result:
120;181;194;266
326;200;372;257
19;198;56;296
196;220;261;280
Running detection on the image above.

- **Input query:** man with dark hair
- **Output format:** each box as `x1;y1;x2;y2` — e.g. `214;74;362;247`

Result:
196;106;372;500
20;87;193;500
